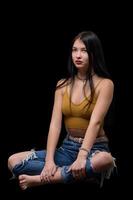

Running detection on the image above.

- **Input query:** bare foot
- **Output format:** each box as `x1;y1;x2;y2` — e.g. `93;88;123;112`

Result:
19;174;42;190
18;168;63;190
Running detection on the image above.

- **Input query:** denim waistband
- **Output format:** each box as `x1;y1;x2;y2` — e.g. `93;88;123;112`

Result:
67;134;108;144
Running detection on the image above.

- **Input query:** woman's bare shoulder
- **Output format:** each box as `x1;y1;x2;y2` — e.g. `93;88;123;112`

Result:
56;78;69;94
57;79;66;86
94;77;114;96
99;78;114;90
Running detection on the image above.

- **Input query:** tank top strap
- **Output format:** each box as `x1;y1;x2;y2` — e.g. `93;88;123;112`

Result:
94;79;105;90
63;84;68;96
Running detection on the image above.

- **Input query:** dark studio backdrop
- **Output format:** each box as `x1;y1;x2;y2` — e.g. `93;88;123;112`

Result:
1;4;132;199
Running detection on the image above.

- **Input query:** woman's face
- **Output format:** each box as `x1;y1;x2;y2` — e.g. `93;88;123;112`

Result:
72;39;89;70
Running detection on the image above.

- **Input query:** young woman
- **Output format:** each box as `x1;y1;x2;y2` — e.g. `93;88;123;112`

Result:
8;31;116;190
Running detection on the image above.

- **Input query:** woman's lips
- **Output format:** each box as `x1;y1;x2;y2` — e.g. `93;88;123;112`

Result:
75;61;83;64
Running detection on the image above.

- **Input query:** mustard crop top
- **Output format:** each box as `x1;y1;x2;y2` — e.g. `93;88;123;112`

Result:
62;87;97;130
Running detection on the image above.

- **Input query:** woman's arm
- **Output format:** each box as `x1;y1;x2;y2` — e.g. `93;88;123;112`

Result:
78;79;114;157
45;80;64;162
40;80;64;181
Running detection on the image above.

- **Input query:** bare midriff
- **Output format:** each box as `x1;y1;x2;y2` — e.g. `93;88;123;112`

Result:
67;127;106;138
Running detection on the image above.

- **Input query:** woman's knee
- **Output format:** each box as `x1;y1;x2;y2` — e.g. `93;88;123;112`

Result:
8;151;31;170
8;154;17;170
91;152;113;172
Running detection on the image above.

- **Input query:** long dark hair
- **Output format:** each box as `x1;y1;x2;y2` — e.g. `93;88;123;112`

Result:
57;31;111;106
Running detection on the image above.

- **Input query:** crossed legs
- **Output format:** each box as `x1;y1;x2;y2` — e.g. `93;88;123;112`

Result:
8;151;114;190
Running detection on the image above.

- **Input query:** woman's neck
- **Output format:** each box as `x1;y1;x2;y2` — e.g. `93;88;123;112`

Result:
76;74;86;81
76;72;95;81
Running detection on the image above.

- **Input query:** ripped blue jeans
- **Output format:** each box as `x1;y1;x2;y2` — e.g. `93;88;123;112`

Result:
12;137;116;187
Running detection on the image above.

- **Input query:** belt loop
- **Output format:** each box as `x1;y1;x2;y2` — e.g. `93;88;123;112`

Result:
79;138;83;143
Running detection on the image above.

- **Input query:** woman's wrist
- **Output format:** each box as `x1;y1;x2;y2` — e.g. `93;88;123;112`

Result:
79;147;90;154
45;156;54;163
78;147;89;158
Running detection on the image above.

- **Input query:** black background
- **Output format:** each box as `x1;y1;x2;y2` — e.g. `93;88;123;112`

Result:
1;3;132;199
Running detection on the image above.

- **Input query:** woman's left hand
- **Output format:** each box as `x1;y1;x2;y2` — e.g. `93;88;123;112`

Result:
67;156;87;180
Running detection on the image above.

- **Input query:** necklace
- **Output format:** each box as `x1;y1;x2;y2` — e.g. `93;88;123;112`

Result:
76;75;86;81
76;73;95;81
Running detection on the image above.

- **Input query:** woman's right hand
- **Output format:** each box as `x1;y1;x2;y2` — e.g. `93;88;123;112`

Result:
40;160;58;183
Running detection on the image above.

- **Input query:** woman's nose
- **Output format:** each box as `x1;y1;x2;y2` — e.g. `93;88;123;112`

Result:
76;51;81;58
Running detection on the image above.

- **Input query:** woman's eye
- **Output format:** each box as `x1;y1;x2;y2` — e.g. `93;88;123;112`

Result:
82;49;87;52
72;48;77;52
